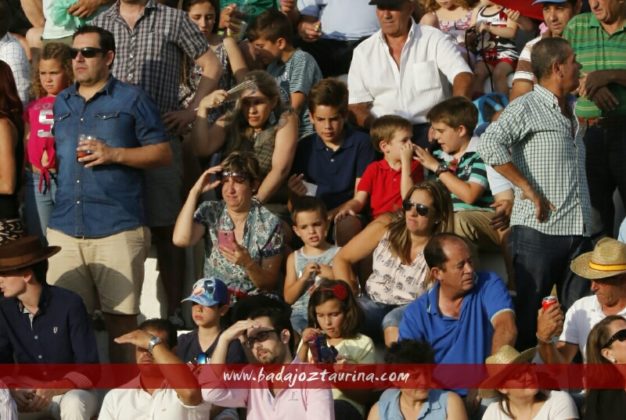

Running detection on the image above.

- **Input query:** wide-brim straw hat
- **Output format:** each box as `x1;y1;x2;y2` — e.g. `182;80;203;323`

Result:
0;236;60;273
571;237;626;280
479;345;537;399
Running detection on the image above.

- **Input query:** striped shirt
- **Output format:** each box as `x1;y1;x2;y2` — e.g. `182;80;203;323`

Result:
563;13;626;118
478;85;592;236
93;0;209;114
268;49;322;139
432;149;493;211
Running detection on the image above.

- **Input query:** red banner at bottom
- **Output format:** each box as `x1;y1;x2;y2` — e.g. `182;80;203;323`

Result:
0;364;625;390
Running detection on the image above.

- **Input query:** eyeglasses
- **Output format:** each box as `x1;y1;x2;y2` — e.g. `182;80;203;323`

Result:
217;171;249;184
602;328;626;349
69;47;105;59
246;329;277;348
402;201;430;216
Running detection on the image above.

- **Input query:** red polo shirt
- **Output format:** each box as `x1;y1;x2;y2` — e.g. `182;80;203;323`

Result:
357;159;423;218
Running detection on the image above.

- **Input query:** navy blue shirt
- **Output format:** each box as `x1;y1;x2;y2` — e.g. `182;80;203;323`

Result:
291;128;376;210
50;77;167;238
0;285;99;365
176;330;247;364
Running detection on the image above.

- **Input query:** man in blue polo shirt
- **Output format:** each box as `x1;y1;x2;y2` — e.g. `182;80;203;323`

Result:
288;78;376;243
45;25;172;363
398;232;517;367
0;236;99;419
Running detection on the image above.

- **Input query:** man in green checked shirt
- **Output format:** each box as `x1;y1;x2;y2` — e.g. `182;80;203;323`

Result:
563;0;626;237
478;37;594;350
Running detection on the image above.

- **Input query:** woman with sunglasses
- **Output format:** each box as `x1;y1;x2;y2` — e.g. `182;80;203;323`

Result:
0;60;25;245
173;151;284;298
192;70;298;217
584;315;626;419
333;180;453;346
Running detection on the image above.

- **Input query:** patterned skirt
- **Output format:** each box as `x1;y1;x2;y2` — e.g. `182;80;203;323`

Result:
0;218;25;246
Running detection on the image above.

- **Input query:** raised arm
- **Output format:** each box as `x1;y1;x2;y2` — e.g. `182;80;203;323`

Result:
332;219;389;292
255;112;298;203
172;167;220;247
115;330;202;406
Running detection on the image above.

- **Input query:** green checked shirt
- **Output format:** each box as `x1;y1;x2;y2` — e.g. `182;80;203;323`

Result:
563;13;626;118
478;85;592;237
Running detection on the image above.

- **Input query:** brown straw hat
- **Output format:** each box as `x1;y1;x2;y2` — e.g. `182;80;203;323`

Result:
570;237;626;280
0;236;60;273
479;345;537;399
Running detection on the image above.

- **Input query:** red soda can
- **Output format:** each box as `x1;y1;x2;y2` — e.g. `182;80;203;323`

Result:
542;296;558;310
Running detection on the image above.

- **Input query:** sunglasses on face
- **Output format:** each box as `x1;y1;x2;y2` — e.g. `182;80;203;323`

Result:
70;47;105;59
402;201;431;216
246;329;278;348
216;171;249;184
602;328;626;349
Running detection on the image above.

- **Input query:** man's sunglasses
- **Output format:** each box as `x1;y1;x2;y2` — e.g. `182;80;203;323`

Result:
402;201;430;217
602;328;626;349
246;329;278;348
70;47;105;59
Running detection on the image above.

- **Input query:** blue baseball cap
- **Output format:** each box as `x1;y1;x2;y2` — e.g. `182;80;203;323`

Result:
182;277;230;307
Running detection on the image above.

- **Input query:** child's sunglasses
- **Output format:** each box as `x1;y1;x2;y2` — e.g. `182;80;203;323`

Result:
69;47;105;59
402;201;430;217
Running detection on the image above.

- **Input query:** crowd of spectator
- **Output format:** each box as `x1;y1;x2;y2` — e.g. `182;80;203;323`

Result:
1;0;626;419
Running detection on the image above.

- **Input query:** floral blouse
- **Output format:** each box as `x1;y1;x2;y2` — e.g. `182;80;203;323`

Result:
365;231;430;305
193;198;284;293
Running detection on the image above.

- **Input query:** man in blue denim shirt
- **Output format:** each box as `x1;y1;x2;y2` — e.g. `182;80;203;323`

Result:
46;26;171;363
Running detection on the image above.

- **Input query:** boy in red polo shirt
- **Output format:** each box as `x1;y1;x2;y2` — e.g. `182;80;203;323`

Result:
336;115;424;220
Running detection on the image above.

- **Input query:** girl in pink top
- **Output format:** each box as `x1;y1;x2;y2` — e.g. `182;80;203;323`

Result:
23;43;72;244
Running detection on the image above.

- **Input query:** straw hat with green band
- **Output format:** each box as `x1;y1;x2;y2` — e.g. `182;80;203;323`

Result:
570;238;626;280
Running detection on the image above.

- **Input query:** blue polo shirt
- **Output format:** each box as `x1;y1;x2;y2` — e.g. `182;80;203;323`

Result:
398;271;513;364
291;128;376;210
0;285;99;367
50;77;167;238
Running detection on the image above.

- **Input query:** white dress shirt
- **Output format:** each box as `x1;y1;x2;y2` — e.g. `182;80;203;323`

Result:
348;21;471;124
99;377;212;420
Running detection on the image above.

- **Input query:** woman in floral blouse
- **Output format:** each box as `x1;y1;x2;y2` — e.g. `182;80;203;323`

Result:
173;152;284;298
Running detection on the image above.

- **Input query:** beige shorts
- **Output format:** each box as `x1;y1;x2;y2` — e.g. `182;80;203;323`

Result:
453;210;502;251
46;227;150;315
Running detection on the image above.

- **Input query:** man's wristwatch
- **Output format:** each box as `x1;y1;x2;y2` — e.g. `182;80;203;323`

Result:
435;162;450;177
147;335;163;354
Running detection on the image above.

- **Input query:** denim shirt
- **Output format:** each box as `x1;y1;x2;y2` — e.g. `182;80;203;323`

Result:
50;77;167;237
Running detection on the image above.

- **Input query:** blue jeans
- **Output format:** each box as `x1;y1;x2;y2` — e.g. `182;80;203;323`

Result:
510;226;592;349
357;295;397;344
24;170;57;245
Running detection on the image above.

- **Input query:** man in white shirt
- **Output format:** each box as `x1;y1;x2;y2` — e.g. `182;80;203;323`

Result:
348;0;473;147
99;319;212;420
509;0;581;101
536;237;626;363
0;3;30;104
